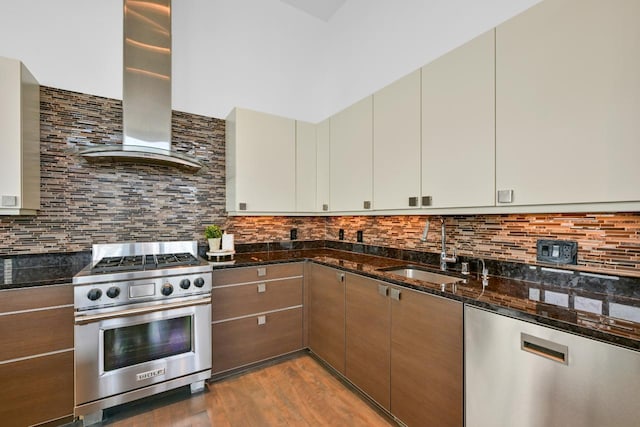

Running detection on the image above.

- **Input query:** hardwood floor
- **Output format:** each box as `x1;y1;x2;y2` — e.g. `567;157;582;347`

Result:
101;355;395;426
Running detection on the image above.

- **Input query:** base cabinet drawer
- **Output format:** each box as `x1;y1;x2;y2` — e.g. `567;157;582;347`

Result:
213;263;303;286
212;278;302;321
212;308;303;373
0;350;74;427
0;306;74;361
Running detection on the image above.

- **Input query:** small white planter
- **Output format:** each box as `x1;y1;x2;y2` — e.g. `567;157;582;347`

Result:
208;238;221;252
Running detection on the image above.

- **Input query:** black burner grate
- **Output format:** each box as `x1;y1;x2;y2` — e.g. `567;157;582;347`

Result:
92;252;200;273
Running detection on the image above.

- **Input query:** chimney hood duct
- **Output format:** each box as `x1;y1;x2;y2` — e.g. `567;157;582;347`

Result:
80;0;202;171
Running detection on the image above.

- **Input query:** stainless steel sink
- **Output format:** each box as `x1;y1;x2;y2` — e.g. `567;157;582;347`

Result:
379;265;463;286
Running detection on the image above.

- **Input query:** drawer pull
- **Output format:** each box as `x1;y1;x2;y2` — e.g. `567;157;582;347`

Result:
257;267;266;277
521;333;568;365
257;315;266;325
336;273;345;283
257;283;266;293
390;288;401;301
378;284;388;297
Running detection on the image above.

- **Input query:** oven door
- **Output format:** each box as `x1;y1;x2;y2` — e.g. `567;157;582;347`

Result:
74;296;211;406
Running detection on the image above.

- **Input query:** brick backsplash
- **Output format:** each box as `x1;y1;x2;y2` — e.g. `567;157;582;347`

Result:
1;87;639;278
0;87;226;255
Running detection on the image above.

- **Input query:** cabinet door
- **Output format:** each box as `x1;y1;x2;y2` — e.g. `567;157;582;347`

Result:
316;118;331;212
391;287;463;427
296;121;317;212
330;96;373;212
421;30;495;209
345;273;391;410
227;108;296;212
308;264;345;373
0;57;39;215
373;70;421;210
496;0;640;206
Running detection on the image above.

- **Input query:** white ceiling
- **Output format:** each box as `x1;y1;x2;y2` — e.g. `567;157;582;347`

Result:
280;0;348;21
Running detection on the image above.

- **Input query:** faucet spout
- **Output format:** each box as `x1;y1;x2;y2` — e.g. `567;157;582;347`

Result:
420;218;430;242
440;218;457;271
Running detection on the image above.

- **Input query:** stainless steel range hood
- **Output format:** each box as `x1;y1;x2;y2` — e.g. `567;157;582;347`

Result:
81;0;202;171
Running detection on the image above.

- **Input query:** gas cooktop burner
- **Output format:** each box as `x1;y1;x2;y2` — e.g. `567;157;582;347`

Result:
92;252;200;273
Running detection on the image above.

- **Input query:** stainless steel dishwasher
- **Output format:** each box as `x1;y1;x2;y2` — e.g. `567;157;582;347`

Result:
465;306;640;427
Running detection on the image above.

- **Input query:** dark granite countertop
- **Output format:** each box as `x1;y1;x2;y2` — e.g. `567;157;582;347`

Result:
0;251;91;290
213;248;640;351
3;246;638;351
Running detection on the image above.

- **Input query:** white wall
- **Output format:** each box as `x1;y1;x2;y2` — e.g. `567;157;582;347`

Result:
0;0;540;122
321;0;541;120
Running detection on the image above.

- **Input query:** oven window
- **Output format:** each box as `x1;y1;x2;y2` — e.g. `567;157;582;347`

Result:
103;316;192;371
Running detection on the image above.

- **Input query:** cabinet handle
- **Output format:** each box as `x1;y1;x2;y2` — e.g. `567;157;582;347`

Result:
257;267;266;277
257;315;266;326
322;204;329;211
421;196;432;206
408;197;418;207
521;333;568;365
497;190;514;204
257;283;266;293
363;201;371;209
377;284;389;297
390;288;401;301
1;195;18;207
336;273;345;283
239;202;247;210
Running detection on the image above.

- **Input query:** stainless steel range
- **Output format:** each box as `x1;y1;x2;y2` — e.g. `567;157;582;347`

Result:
73;241;212;425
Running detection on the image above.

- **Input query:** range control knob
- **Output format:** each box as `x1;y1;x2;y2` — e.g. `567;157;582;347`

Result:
161;283;174;296
87;288;102;301
106;286;120;299
179;279;191;289
194;277;205;288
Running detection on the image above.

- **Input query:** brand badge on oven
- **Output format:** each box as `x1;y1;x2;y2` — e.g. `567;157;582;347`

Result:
136;368;166;381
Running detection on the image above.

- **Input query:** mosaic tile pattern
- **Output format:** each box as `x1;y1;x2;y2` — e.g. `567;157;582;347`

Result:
224;216;325;242
0;87;226;255
324;214;640;277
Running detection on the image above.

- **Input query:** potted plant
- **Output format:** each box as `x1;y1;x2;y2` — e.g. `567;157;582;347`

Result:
204;225;223;252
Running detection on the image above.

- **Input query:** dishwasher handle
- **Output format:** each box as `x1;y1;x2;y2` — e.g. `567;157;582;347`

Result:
521;332;569;365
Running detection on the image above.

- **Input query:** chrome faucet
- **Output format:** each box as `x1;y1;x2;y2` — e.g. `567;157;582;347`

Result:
440;218;457;271
420;217;430;242
477;258;489;287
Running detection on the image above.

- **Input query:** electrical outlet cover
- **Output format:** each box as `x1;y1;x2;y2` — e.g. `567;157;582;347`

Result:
536;239;577;264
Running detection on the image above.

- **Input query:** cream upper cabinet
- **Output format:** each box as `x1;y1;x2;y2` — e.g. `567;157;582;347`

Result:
421;30;495;209
316;118;331;212
330;96;373;212
373;70;422;210
295;121;317;212
226;108;296;213
0;57;40;215
496;0;640;206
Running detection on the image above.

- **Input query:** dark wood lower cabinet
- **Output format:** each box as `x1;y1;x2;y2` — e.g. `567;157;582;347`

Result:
390;286;463;427
308;264;346;374
0;350;74;427
212;308;303;373
0;284;74;427
345;273;391;410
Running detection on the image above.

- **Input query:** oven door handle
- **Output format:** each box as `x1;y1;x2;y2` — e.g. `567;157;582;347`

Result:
74;297;211;325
